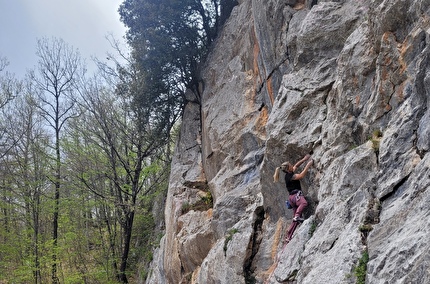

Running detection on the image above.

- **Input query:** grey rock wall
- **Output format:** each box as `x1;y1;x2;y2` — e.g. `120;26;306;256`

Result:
147;0;430;283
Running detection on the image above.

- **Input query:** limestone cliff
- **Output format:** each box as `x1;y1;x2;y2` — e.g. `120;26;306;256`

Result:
147;0;430;283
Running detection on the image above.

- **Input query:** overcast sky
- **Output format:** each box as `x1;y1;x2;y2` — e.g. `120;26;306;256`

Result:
0;0;128;78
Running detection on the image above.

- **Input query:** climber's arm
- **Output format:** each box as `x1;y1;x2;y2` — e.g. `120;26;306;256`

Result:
293;158;313;180
292;154;311;172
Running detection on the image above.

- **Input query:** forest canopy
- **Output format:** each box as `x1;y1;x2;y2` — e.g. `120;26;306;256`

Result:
119;0;237;107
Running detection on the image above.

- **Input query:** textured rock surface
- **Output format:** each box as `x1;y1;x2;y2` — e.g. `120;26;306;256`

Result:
147;0;430;283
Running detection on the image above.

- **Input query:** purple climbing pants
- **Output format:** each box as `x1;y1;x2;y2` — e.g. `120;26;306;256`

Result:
285;193;308;241
288;192;308;218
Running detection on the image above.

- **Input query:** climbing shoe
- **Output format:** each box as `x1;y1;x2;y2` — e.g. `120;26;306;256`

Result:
293;216;304;222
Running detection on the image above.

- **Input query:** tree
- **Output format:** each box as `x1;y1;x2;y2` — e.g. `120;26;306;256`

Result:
0;82;51;283
0;56;20;110
0;56;22;158
29;37;85;284
118;0;236;114
65;48;172;281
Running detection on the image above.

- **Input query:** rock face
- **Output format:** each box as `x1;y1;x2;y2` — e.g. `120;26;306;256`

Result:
147;0;430;283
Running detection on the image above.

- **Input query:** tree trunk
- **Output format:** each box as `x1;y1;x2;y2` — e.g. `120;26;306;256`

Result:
52;184;59;284
34;212;41;284
52;130;61;284
118;210;135;283
102;203;119;279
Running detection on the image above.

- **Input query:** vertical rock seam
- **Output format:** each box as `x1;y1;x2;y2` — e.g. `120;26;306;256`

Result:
244;206;265;283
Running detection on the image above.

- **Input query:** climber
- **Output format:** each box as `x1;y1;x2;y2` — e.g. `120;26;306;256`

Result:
273;154;313;222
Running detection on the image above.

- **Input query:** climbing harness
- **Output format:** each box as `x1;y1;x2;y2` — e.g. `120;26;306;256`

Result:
286;191;303;209
295;190;303;202
264;219;303;283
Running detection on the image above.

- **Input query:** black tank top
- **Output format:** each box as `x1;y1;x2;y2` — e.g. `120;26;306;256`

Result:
284;171;301;193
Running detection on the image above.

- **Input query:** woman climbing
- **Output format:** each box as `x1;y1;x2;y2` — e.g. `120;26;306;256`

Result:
273;154;313;222
264;154;315;282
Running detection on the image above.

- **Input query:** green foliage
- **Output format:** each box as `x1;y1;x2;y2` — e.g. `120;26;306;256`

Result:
182;202;192;214
118;0;212;143
369;129;383;152
129;207;157;279
308;220;318;238
349;144;358;150
0;2;232;282
354;251;369;284
118;1;238;135
372;129;383;138
223;228;239;254
181;191;213;214
359;224;373;232
202;191;213;206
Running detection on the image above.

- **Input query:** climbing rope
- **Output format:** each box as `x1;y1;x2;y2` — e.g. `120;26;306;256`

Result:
264;220;301;283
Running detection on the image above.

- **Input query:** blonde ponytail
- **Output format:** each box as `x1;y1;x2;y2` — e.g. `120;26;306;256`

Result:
273;167;281;182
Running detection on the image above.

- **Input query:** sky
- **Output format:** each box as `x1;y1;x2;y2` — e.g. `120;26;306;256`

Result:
0;0;128;78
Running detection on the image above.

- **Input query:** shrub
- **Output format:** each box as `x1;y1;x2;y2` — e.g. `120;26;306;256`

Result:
358;224;373;232
370;129;383;152
308;220;317;238
223;228;239;254
354;251;369;284
181;191;213;214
